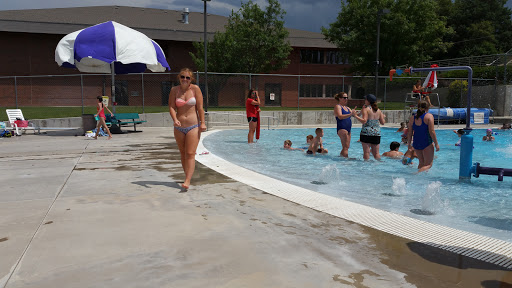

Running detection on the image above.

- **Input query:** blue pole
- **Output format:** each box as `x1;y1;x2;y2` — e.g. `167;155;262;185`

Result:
459;131;474;179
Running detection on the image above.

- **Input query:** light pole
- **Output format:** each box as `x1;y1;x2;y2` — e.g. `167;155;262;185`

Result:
202;0;211;113
375;8;390;98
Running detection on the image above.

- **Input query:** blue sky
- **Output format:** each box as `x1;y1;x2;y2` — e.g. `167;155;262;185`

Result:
1;0;511;33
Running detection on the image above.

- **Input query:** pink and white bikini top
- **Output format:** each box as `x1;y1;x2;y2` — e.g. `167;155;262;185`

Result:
176;96;196;107
176;90;196;107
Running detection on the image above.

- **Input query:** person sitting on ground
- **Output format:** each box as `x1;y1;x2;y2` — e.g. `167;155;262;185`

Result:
283;140;304;151
498;122;511;130
307;128;328;155
483;129;495;141
453;129;464;146
382;141;404;158
402;146;418;165
397;122;406;133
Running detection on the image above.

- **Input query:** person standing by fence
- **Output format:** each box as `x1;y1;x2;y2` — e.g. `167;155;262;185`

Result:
169;68;207;190
246;89;260;143
93;96;113;140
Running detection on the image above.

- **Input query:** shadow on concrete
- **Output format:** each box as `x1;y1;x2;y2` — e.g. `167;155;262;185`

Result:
481;280;512;288
131;180;187;193
407;242;512;271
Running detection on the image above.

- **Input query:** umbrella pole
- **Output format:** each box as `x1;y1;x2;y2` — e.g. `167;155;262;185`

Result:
111;62;116;114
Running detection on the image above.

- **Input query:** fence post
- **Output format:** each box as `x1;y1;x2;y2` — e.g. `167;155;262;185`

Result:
297;75;300;111
141;73;145;115
14;76;18;108
249;73;252;89
81;74;84;114
383;77;387;111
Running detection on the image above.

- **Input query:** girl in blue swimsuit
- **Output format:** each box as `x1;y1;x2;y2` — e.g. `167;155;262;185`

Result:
406;100;440;173
169;68;207;189
333;92;353;158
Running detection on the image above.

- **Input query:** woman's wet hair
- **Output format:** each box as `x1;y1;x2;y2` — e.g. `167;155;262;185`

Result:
334;92;347;101
415;100;429;119
177;68;195;83
284;140;292;146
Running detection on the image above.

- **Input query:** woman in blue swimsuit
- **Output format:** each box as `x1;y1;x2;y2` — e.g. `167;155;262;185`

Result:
406;100;440;172
169;68;207;189
334;92;353;158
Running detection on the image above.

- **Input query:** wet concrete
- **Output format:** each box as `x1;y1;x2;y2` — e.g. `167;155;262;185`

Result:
0;127;510;288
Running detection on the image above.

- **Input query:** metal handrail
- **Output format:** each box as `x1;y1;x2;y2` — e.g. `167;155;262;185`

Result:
205;111;279;130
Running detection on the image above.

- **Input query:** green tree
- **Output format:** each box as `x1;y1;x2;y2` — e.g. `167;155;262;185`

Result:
447;0;512;58
190;0;292;73
322;0;452;75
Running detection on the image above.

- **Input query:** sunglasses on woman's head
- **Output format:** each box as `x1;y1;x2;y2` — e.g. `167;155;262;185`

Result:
180;75;191;80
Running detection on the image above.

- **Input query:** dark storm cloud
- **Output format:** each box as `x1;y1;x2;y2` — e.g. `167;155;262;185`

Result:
0;0;341;32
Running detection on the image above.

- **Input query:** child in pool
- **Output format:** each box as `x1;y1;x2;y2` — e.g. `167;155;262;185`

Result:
402;146;418;165
283;140;304;151
307;128;328;155
397;122;406;133
382;141;404;158
483;129;495;141
453;129;464;146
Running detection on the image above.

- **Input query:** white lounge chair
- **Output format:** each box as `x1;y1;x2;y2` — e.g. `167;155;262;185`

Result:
6;109;40;135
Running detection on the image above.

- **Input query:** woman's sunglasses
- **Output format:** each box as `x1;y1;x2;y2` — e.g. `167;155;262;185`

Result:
342;97;349;99
180;75;191;80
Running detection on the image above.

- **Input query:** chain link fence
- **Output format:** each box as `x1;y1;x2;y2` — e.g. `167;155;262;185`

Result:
0;72;505;122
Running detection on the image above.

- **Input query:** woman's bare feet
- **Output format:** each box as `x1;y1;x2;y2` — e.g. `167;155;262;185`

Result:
107;136;112;140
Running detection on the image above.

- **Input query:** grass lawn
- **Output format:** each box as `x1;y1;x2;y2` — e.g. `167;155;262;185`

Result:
2;102;407;120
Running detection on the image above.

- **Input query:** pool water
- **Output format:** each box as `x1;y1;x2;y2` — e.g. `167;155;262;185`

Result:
203;128;512;242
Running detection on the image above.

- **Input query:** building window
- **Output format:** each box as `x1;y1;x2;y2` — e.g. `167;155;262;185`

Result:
325;84;344;97
300;84;323;98
326;51;346;64
301;49;348;64
300;50;324;64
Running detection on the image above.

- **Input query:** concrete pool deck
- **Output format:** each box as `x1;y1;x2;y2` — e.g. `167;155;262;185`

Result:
0;126;510;288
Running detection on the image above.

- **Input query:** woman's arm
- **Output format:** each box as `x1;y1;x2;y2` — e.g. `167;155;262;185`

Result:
168;87;180;126
378;110;386;125
426;114;439;151
407;116;414;149
334;105;351;119
352;107;367;124
194;85;207;131
104;105;113;115
94;102;102;117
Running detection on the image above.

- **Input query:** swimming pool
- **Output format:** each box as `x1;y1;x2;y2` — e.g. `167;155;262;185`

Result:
202;127;512;243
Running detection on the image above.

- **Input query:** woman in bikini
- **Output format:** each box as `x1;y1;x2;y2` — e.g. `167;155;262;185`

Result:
406;100;440;172
169;68;207;189
93;95;113;140
333;92;353;158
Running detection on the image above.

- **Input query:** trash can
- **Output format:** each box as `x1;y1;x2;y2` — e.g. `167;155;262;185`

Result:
82;114;96;133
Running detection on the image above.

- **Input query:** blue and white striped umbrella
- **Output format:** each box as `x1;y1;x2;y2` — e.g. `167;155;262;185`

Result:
55;21;170;74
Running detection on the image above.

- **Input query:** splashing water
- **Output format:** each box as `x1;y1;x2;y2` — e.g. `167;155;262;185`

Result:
391;177;407;196
315;164;341;185
421;181;443;214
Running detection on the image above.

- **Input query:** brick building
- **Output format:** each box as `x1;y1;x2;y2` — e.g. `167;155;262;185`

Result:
0;6;354;108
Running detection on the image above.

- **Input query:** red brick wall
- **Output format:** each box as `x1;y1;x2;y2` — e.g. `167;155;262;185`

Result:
0;32;352;108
